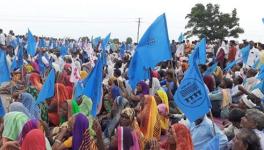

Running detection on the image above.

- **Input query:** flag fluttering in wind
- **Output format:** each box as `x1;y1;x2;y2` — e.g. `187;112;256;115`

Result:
128;13;172;89
174;42;211;122
0;49;10;84
27;29;36;56
35;69;56;105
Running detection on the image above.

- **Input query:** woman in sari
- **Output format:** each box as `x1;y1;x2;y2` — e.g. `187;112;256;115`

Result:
29;72;43;91
19;119;52;150
18;92;41;119
9;102;33;119
2;112;29;143
57;63;73;87
161;123;194;150
137;95;161;140
52;113;90;150
109;126;140;150
155;89;169;132
21;129;46;150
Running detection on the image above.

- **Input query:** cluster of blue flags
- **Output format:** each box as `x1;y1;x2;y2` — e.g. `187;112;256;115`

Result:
174;38;211;122
223;60;238;72
35;69;56;105
59;45;68;57
27;29;36;56
0;49;10;84
128;13;172;89
240;45;251;64
38;38;46;48
74;54;104;116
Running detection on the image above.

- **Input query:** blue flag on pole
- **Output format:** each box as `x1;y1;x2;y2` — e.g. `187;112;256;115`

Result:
27;29;36;56
189;38;206;65
204;62;218;76
128;13;172;89
81;55;104;116
11;46;23;71
178;32;184;43
35;69;56;104
174;45;211;122
38;38;46;48
223;60;238;72
119;43;126;58
101;33;111;65
257;65;264;80
0;49;11;84
204;135;220;150
240;45;251;64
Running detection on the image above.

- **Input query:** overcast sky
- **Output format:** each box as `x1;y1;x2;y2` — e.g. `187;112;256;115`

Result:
1;0;263;42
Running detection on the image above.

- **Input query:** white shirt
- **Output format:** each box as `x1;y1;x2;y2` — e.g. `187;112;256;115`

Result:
254;129;264;150
0;33;5;45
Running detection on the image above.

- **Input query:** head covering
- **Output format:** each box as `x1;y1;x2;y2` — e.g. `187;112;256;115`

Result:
156;89;169;129
80;71;88;80
72;113;89;150
3;112;29;141
29;73;42;91
21;129;46;150
139;95;160;140
118;127;139;150
79;96;93;116
9;102;33;118
121;107;135;121
241;95;256;108
19;119;40;144
138;81;149;95
171;123;194;150
111;86;121;100
149;78;161;95
20;93;41;119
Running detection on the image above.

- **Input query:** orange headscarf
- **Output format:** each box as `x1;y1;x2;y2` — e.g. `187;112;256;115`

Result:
29;73;43;91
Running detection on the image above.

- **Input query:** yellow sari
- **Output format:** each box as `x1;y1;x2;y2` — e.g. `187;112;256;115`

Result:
139;95;161;140
156;90;169;130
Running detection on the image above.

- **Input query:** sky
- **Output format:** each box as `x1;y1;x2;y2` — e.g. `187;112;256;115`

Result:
1;0;264;42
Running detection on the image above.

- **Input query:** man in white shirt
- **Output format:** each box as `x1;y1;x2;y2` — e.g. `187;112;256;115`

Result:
247;42;260;67
0;29;5;46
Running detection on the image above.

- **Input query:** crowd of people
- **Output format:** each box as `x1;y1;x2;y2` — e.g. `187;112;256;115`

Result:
0;28;264;150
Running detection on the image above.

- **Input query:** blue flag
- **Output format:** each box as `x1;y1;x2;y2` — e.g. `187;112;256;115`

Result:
59;45;68;57
178;32;184;43
35;69;56;104
11;46;23;71
119;43;126;58
253;81;264;93
204;62;218;76
101;33;111;65
241;45;251;64
204;135;220;150
128;13;172;89
81;55;104;116
0;49;11;84
27;29;36;56
174;45;211;122
223;60;237;72
257;65;264;80
10;39;18;49
38;38;46;48
189;38;206;65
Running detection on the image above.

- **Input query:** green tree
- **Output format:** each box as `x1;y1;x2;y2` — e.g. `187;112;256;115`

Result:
185;3;244;42
126;37;133;44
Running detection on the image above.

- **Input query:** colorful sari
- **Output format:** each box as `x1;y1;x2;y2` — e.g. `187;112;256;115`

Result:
21;129;46;150
19;119;40;144
72;113;89;150
20;93;41;119
79;128;98;150
79;96;93;116
156;90;169;130
3;112;29;141
139;95;161;140
9;102;33;119
171;124;194;150
29;73;43;91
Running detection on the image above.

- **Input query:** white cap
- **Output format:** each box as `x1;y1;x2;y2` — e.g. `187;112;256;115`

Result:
241;95;256;109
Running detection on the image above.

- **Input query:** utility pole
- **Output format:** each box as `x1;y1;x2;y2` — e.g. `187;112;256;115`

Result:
137;17;141;43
